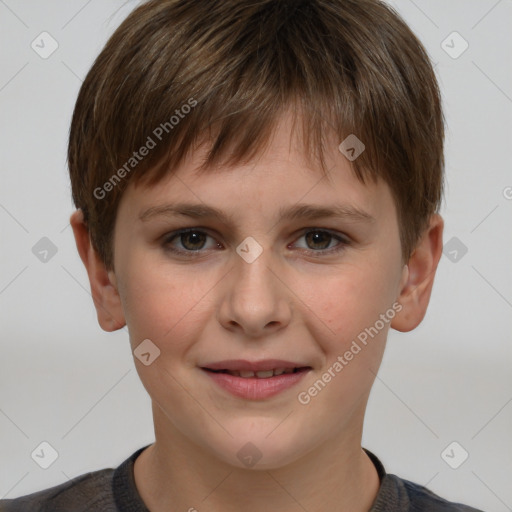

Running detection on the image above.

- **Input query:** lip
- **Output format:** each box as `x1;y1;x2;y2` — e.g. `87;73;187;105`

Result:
201;359;309;372
200;359;312;400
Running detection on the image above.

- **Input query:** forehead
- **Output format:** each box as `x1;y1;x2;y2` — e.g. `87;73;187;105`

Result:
120;112;397;226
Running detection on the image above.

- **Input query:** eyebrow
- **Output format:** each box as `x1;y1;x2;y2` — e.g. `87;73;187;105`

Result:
139;202;375;225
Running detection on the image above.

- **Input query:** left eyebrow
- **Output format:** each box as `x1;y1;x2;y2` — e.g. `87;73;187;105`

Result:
138;202;375;224
277;203;375;223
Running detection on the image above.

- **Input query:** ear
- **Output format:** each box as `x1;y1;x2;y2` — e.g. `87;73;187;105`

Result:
391;214;444;332
69;209;126;332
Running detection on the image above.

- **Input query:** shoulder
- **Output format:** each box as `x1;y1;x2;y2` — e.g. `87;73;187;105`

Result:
0;468;116;512
385;473;486;512
364;449;486;512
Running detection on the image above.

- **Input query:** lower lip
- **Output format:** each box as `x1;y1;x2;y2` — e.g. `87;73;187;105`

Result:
202;369;310;400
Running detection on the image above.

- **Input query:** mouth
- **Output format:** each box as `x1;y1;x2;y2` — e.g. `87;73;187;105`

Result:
202;367;310;378
200;360;312;399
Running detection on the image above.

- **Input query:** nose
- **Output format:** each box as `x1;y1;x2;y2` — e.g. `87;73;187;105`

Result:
217;245;292;338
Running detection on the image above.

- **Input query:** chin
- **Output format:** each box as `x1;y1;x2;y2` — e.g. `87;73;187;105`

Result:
209;425;311;471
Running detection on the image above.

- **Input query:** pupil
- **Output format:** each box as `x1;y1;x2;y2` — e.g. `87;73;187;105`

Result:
307;231;330;250
180;231;331;251
183;232;205;250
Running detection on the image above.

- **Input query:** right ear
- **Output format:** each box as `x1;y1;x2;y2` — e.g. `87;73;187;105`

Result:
69;209;126;332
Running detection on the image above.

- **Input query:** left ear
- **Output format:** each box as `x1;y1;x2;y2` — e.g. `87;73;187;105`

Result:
391;214;444;332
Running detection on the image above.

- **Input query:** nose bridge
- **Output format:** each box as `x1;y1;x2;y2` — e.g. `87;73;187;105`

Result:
219;236;290;335
233;237;278;304
235;241;275;294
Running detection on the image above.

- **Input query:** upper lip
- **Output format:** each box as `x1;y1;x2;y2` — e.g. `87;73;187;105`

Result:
201;359;311;372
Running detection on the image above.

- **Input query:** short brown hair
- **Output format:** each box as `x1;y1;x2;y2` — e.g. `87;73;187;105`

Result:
68;0;444;270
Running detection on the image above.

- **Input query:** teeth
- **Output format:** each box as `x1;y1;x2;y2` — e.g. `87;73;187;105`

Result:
223;368;299;378
255;370;274;378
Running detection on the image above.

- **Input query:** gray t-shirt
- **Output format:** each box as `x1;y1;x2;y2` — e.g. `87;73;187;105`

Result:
0;445;485;511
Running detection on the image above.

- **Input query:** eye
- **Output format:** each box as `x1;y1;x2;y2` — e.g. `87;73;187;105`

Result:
292;229;349;255
161;228;349;257
162;228;220;254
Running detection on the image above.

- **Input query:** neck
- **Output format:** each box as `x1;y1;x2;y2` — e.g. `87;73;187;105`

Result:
134;406;380;512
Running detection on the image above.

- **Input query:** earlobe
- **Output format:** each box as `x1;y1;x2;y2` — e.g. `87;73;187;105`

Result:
391;214;444;332
69;209;126;332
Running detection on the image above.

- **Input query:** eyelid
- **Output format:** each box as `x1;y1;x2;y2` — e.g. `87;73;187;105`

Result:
161;227;221;255
291;228;351;255
161;227;351;256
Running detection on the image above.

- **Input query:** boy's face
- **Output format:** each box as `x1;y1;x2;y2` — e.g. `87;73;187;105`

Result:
87;113;433;469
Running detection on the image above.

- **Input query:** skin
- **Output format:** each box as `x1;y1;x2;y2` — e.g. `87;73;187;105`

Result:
71;112;443;512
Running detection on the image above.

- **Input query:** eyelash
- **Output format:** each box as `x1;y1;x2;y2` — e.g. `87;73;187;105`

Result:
161;228;350;258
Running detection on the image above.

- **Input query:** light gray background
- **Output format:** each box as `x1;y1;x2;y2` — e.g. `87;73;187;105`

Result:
1;1;511;510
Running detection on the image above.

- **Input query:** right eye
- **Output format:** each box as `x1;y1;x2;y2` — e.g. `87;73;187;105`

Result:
161;228;222;256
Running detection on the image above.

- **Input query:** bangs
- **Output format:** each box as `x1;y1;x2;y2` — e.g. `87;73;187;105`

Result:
68;0;443;269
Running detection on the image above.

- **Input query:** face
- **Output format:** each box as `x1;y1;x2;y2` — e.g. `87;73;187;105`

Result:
109;113;407;469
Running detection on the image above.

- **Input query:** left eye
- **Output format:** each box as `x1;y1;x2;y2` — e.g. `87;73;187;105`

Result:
293;230;345;252
162;228;348;256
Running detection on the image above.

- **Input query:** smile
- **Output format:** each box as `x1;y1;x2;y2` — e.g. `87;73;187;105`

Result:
204;367;307;378
200;360;312;399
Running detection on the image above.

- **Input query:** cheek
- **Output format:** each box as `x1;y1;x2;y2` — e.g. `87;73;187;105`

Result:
119;258;215;351
292;267;396;425
298;261;399;348
119;262;216;410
